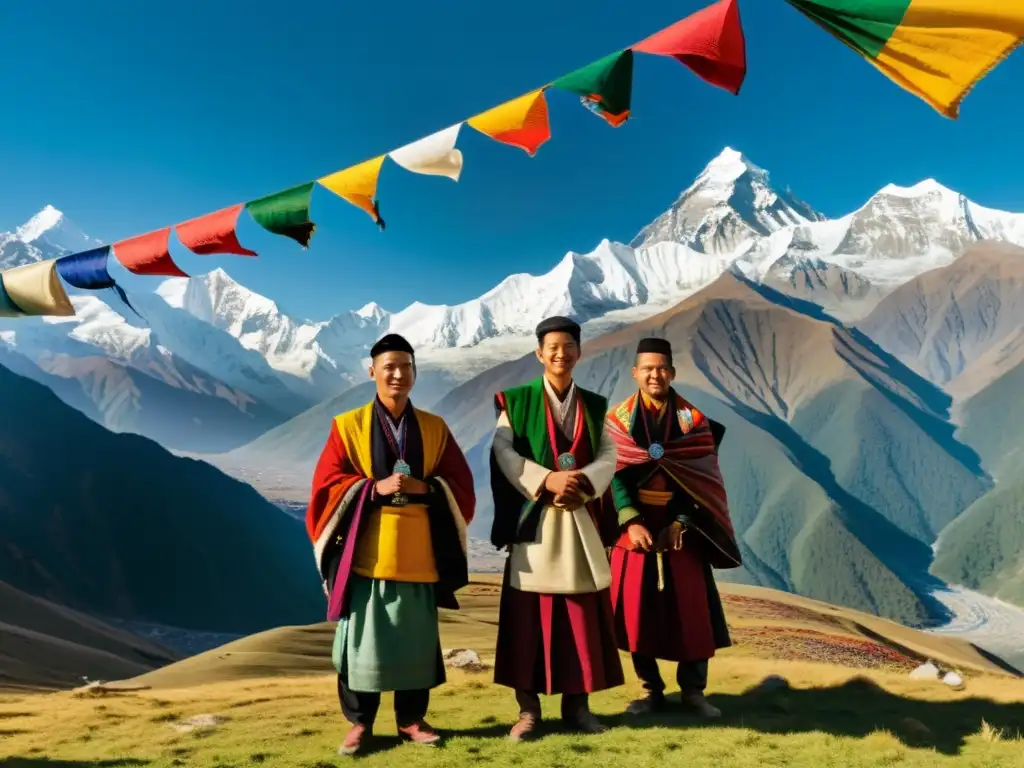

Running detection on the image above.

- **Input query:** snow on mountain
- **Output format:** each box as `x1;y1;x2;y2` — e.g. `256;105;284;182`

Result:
0;294;299;451
159;269;389;398
631;147;824;256
16;204;102;253
387;239;729;351
750;180;1024;288
0;205;101;269
9;148;1024;444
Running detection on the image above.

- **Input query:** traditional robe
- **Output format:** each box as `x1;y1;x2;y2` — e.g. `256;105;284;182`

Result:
306;397;474;692
490;376;624;695
604;390;738;663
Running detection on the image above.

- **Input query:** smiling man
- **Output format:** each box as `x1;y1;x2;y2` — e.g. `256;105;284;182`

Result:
305;333;475;756
489;315;624;742
604;337;740;718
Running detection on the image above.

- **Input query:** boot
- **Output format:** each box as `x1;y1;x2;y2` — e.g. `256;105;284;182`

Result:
337;723;370;756
397;719;441;746
680;691;721;719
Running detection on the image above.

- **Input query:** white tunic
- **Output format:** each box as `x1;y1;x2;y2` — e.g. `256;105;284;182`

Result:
491;378;618;594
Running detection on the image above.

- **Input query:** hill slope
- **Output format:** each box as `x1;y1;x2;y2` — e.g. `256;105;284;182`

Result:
0;363;324;635
858;242;1024;388
0;580;178;690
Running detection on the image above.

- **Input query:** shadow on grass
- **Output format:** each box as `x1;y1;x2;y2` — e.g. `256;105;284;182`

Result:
605;676;1022;756
434;676;1024;756
0;760;149;767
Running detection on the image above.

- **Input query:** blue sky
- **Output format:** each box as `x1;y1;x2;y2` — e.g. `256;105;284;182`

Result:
3;0;1023;321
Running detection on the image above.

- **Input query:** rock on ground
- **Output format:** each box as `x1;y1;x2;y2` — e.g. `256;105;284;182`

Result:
442;648;489;672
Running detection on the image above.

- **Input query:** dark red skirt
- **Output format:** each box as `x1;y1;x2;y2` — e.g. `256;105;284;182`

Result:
493;578;625;695
609;538;718;663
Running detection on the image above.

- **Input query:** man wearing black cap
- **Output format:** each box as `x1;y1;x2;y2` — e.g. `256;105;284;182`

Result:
306;333;476;756
603;337;740;718
489;315;624;741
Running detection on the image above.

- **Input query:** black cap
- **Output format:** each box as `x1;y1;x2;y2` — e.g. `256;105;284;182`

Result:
535;315;581;345
370;333;415;359
636;337;673;363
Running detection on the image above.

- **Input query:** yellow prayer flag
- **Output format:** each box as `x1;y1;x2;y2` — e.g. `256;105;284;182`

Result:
318;155;387;225
0;259;76;317
467;89;551;156
787;0;1024;118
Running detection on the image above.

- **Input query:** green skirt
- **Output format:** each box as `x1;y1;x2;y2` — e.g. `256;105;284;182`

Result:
332;574;443;693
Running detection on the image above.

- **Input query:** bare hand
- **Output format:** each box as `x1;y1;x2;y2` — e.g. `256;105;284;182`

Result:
375;473;403;496
628;523;653;552
544;470;582;497
655;522;685;552
554;489;584;509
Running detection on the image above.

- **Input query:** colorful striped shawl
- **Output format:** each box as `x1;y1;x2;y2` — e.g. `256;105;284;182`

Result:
606;390;740;568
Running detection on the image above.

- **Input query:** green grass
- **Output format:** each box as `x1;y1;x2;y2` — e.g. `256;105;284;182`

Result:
3;657;1024;768
4;580;1023;766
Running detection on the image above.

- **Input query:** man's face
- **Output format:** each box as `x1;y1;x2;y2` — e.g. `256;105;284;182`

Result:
536;332;580;377
632;352;675;398
370;351;416;398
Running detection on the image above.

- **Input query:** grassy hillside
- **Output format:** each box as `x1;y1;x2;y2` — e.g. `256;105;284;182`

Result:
0;581;178;690
930;459;1024;608
0;363;324;635
2;581;1022;767
931;348;1024;609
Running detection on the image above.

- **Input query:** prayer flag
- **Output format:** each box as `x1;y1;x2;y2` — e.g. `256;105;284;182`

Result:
785;0;1024;118
552;50;633;127
113;228;189;277
389;125;464;182
318;156;387;229
0;259;76;317
246;182;317;247
55;246;117;290
633;0;747;95
0;274;25;317
55;246;139;316
176;204;257;256
467;89;551;156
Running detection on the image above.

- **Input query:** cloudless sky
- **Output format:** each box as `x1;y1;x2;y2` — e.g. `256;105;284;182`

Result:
2;0;1024;320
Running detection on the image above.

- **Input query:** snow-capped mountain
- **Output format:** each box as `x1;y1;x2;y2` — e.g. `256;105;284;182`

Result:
7;146;1024;455
0;211;314;451
0;204;101;269
631;147;824;255
158;270;390;399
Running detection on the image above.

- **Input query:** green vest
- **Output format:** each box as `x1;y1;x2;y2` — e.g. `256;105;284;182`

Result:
489;377;608;548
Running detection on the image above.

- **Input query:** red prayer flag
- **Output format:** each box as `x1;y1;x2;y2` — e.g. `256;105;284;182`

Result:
175;204;257;257
633;0;747;95
113;228;189;278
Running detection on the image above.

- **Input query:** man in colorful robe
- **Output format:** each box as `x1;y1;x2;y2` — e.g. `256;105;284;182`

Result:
605;337;740;718
490;315;624;742
305;333;475;756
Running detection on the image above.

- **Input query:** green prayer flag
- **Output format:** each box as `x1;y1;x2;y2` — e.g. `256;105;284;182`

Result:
552;49;633;126
245;182;317;247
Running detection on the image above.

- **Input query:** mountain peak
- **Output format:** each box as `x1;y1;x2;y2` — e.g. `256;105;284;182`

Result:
13;204;100;254
876;178;958;199
700;146;762;186
204;267;241;287
15;205;64;242
631;147;823;254
355;301;388;320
